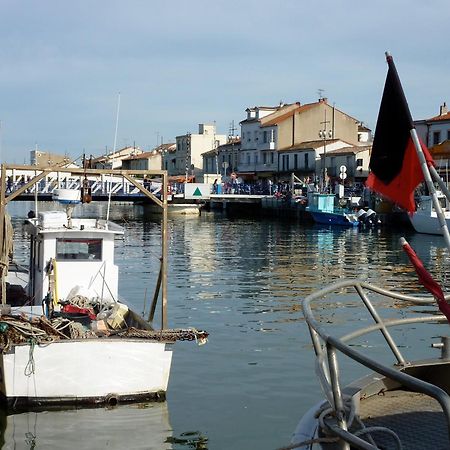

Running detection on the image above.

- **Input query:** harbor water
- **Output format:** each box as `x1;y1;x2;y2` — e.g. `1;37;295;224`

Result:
3;201;450;450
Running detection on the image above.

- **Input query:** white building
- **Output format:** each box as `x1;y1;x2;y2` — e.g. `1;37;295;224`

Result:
415;102;450;147
323;145;371;182
164;124;227;179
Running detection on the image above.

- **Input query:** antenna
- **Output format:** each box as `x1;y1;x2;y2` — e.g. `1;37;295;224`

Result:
106;92;121;227
229;120;237;138
318;88;325;100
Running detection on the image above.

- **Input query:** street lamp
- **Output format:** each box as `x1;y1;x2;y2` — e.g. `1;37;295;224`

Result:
318;128;332;192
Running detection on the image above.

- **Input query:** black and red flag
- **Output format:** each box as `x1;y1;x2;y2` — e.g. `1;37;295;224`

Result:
366;54;434;212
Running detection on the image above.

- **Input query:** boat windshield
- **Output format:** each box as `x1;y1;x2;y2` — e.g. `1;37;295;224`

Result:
56;238;102;261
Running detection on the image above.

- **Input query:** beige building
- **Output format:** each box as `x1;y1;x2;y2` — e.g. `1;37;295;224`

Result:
323;145;371;182
122;143;175;171
239;99;367;182
30;150;71;167
91;146;143;169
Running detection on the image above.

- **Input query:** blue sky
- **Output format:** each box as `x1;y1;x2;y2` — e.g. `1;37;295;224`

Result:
1;0;449;163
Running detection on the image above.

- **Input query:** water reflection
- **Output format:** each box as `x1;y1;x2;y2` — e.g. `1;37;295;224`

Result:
5;202;450;450
0;403;172;450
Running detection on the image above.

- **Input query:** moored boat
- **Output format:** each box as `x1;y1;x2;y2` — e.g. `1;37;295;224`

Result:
145;201;203;216
0;165;208;410
409;194;450;235
306;193;359;227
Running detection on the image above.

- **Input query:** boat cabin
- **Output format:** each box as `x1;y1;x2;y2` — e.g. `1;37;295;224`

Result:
307;193;335;212
25;210;124;306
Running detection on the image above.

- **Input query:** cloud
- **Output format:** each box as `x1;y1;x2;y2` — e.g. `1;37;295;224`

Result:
0;0;449;161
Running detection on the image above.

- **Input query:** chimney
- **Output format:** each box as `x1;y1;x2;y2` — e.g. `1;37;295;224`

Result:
440;102;448;116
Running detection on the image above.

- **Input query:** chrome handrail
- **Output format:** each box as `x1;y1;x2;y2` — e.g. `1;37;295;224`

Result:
303;278;450;448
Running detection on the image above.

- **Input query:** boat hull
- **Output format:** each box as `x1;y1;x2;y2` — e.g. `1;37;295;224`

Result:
409;211;450;235
309;211;359;227
145;203;202;216
0;339;174;409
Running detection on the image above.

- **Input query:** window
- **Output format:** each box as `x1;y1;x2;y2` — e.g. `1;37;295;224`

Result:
304;153;309;170
254;154;259;164
247;154;250;165
447;130;450;140
263;153;267;164
271;152;274;164
433;131;441;145
263;131;268;143
356;158;363;167
56;238;102;261
294;154;298;170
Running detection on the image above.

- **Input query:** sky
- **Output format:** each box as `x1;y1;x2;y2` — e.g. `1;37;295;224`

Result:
0;0;449;164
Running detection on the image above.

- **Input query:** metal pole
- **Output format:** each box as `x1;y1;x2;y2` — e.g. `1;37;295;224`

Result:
410;128;450;252
0;165;6;304
161;171;168;330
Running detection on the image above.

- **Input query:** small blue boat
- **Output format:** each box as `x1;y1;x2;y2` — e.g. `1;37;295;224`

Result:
306;193;359;227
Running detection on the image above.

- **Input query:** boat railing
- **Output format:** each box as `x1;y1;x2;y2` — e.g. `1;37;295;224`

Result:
302;278;450;449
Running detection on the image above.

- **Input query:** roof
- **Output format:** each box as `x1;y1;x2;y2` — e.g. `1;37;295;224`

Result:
428;111;450;122
260;99;360;128
123;151;160;160
325;145;372;155
278;139;346;151
260;103;316;127
430;139;450;158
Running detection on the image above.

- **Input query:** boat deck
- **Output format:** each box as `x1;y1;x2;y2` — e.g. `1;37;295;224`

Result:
358;389;447;449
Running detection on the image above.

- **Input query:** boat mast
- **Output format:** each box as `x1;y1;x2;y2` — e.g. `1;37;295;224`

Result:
161;170;168;329
106;92;121;227
0;164;6;304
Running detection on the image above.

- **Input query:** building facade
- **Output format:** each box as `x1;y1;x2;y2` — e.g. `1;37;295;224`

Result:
202;138;241;178
30;150;71;167
415;102;450;147
121;143;175;171
91;146;143;169
238;99;366;183
163;124;227;180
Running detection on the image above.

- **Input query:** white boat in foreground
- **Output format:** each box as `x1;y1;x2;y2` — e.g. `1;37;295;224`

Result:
409;194;450;235
0;165;208;410
291;278;450;449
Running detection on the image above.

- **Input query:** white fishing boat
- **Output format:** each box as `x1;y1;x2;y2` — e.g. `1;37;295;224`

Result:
409;194;450;235
0;165;208;410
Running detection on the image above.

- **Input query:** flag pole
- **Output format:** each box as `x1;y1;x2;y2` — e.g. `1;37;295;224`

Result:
409;127;450;251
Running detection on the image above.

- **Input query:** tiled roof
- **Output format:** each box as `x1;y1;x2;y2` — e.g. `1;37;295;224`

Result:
123;151;158;160
428;112;450;122
261;103;316;127
278;139;346;151
326;145;371;155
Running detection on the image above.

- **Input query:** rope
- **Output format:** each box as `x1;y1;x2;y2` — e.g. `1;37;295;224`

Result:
0;212;13;304
118;327;209;343
24;338;36;376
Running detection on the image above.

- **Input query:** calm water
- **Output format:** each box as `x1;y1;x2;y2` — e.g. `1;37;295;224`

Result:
3;201;450;450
